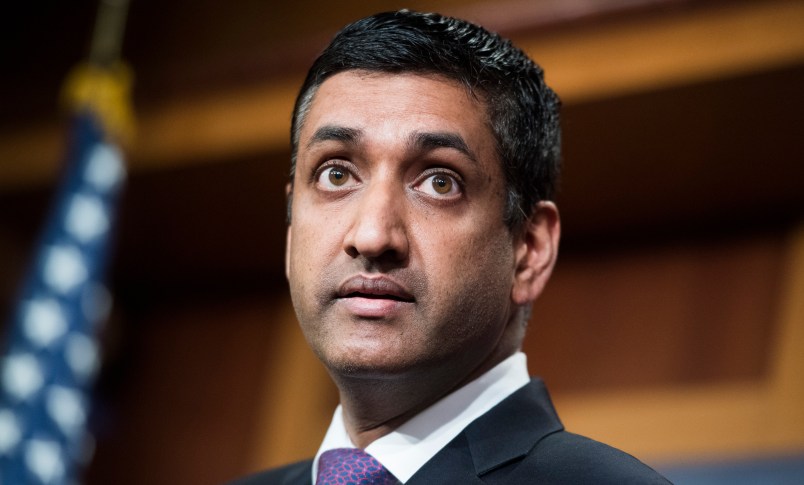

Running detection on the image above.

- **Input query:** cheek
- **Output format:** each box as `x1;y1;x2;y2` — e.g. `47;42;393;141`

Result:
418;232;515;358
290;208;341;263
461;235;514;300
287;221;326;304
421;220;515;301
467;228;515;299
455;215;512;265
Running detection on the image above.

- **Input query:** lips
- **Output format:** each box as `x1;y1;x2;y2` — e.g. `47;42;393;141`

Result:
336;275;415;302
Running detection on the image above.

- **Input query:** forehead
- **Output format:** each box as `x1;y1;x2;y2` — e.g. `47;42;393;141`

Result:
299;71;494;151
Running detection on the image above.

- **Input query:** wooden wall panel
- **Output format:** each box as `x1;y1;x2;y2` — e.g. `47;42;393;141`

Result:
552;224;804;463
527;232;786;391
244;297;338;475
86;296;291;485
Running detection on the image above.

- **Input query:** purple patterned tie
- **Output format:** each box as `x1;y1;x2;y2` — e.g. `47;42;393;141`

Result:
317;448;400;484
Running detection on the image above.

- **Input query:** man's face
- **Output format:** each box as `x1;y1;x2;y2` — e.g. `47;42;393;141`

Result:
286;71;523;383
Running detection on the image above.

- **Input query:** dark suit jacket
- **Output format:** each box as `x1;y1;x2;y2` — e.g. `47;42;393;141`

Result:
230;379;671;484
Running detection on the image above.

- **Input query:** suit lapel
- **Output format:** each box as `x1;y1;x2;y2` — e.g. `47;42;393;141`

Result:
405;431;486;484
465;378;563;476
406;379;563;483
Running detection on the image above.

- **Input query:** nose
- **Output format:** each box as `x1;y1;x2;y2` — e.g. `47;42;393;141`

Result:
343;181;409;263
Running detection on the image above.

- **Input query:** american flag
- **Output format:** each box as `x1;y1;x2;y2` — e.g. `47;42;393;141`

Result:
0;111;126;483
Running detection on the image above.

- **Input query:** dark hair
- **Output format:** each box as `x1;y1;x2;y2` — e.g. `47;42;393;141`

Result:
290;10;561;228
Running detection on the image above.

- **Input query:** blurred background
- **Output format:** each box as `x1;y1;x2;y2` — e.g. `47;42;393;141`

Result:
1;0;802;483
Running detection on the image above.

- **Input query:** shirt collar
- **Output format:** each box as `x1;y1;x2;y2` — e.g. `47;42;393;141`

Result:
312;352;530;483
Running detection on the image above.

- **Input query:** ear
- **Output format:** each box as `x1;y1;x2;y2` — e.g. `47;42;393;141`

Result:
511;201;560;305
285;182;293;280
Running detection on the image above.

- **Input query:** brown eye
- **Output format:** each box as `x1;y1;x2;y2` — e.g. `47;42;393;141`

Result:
432;175;452;194
317;165;357;191
415;172;461;197
328;167;347;186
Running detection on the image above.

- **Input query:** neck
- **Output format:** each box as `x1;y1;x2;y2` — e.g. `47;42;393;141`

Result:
334;344;518;448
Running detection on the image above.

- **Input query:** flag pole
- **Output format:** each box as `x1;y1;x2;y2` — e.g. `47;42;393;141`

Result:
88;0;131;68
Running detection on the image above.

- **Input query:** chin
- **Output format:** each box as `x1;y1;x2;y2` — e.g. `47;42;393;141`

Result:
324;351;421;380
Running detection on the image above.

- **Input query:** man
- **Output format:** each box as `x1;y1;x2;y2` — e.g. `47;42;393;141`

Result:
233;10;670;484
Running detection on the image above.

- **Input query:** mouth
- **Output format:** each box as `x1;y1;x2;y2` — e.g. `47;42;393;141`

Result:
337;275;415;301
342;292;412;301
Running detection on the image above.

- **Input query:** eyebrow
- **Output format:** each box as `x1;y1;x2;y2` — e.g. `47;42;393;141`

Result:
306;126;477;163
409;131;477;163
307;125;363;149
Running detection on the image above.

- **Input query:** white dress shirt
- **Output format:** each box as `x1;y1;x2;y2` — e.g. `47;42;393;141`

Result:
312;352;530;483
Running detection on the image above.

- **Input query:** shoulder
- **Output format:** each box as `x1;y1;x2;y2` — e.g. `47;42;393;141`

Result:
433;378;671;483
519;430;672;484
225;459;313;485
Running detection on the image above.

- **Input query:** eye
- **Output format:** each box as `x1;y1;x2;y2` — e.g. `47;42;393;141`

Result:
415;172;462;197
316;164;358;190
431;175;453;194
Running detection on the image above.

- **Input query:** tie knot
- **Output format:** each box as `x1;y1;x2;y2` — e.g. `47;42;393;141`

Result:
317;448;399;485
